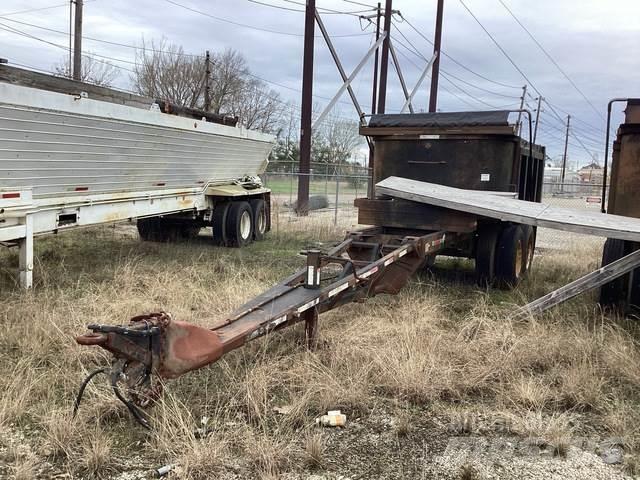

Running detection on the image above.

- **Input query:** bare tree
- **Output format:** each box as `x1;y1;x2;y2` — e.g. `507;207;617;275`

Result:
133;38;204;107
53;54;119;87
209;48;248;115
322;114;362;168
229;78;284;131
132;40;283;132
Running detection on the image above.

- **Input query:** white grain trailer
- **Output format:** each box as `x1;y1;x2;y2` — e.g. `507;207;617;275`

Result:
0;66;275;288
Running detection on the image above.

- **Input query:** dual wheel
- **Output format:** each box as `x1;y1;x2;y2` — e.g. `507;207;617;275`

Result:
213;199;267;247
476;223;535;289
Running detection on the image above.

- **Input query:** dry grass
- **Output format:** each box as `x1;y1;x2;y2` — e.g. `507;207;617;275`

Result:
0;221;639;477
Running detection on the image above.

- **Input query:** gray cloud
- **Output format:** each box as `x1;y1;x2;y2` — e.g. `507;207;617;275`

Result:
1;0;638;164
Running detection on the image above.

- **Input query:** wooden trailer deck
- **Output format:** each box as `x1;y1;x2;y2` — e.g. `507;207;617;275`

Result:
377;176;640;242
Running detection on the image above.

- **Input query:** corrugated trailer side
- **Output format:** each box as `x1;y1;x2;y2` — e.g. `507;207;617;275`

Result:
0;68;275;289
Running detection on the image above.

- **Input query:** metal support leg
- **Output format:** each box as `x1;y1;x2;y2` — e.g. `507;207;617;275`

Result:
304;308;318;350
18;215;33;289
305;250;321;289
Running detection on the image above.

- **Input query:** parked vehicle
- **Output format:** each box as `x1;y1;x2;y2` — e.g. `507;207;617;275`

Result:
0;65;275;288
358;110;545;287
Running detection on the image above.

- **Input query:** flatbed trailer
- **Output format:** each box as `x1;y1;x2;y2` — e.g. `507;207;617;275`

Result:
75;177;640;427
0;66;275;288
73;107;640;427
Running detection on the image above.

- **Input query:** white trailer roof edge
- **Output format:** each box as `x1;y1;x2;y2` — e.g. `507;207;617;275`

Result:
0;82;276;144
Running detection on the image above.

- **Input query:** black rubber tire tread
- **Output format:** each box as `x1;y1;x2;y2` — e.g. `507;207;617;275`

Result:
212;202;230;246
226;201;253;248
599;238;629;308
495;224;526;289
137;217;168;242
249;198;267;241
475;224;500;287
521;225;535;273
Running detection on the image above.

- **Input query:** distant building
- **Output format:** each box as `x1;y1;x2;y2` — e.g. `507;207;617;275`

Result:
578;162;603;184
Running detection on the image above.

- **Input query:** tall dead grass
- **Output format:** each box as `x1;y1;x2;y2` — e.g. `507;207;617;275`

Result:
0;225;638;477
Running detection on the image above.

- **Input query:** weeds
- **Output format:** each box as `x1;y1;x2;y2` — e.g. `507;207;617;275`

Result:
0;223;637;478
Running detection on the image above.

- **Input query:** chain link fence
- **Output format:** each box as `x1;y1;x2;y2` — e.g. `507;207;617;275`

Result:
263;162;370;226
263;167;607;251
537;181;606;250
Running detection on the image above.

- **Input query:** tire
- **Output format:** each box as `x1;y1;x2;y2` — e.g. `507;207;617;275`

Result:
522;225;535;273
137;217;168;242
475;224;500;287
250;198;267;241
212;202;230;246
599;238;629;308
495;224;526;289
226;201;254;247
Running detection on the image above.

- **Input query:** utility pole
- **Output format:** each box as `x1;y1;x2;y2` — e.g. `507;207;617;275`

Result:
204;50;211;112
297;0;315;216
428;0;444;112
533;96;543;144
515;84;527;135
68;0;73;76
72;0;83;81
370;3;381;117
368;3;381;198
561;114;571;184
376;0;392;114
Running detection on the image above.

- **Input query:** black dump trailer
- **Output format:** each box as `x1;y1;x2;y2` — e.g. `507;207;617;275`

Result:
357;110;545;288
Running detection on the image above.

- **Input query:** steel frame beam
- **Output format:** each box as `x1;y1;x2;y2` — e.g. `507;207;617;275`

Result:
312;32;387;130
401;52;438;114
389;40;414;114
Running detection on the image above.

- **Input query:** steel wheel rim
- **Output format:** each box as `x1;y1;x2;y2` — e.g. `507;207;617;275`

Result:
515;242;523;278
240;210;252;240
527;238;534;269
256;208;266;234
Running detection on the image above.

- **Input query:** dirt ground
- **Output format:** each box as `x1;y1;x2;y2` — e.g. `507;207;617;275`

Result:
0;216;639;479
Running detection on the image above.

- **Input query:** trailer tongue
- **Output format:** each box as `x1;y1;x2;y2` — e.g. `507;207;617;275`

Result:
74;228;451;426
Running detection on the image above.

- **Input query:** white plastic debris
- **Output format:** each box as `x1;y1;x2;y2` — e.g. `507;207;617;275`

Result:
315;410;347;427
156;464;174;477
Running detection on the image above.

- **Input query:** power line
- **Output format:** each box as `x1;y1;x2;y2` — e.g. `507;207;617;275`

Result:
496;0;605;121
397;12;522;90
163;0;371;38
0;14;381;113
246;0;305;13
458;0;540;96
391;36;510;111
0;21;137;72
457;0;600;159
389;27;515;110
0;2;71;17
263;0;375;16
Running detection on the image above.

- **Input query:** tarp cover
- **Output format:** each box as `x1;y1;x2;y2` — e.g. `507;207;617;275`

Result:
368;111;511;128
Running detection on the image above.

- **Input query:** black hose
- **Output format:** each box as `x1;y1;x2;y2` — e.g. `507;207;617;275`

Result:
72;367;108;417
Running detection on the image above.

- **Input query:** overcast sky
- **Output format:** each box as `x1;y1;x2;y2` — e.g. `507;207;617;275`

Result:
1;0;638;166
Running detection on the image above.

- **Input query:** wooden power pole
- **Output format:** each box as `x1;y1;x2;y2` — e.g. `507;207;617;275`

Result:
515;85;527;135
368;3;381;198
297;0;316;216
533;96;543;144
204;50;211;112
72;0;83;81
561;114;571;183
428;0;444;112
376;0;392;114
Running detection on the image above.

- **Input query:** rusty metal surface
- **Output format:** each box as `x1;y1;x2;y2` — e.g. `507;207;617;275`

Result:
607;105;640;219
75;229;454;425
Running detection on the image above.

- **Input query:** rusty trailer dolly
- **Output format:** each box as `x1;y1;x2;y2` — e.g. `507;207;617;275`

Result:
74;229;451;427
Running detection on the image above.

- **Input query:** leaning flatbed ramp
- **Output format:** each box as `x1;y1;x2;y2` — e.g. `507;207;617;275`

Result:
377;176;640;242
